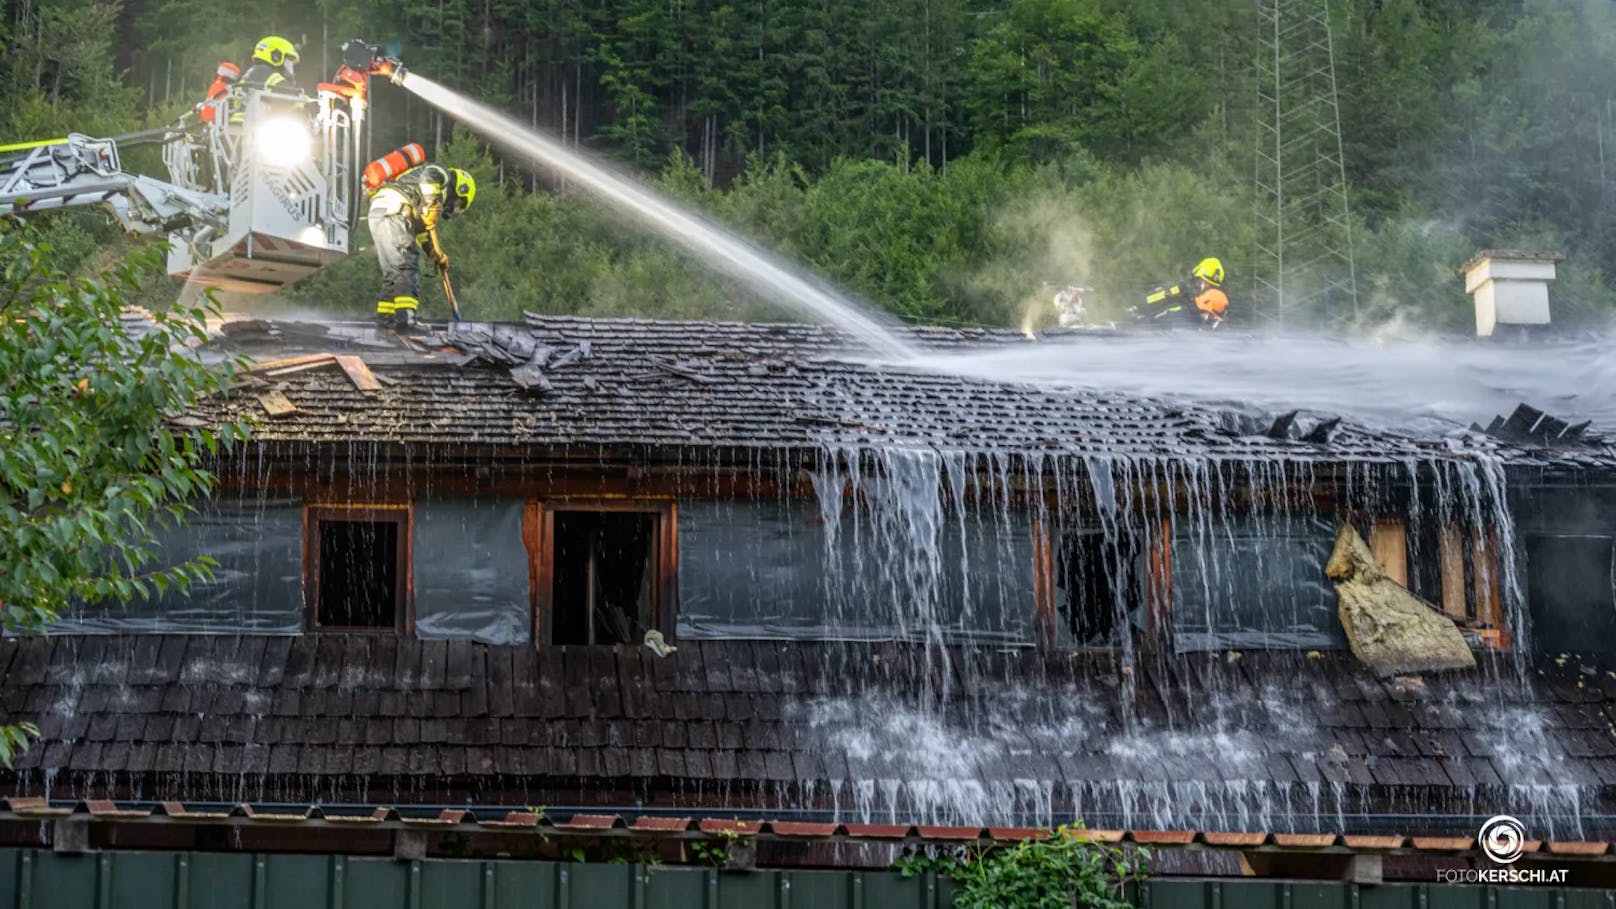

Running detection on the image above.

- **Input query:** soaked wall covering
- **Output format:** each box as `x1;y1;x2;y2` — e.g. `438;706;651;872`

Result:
1517;486;1616;658
1171;513;1343;651
413;497;531;645
677;498;1037;644
52;499;305;634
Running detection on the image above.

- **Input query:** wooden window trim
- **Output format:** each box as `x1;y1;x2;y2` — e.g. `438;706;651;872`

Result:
530;498;677;648
1431;520;1511;650
303;504;412;634
1032;517;1056;648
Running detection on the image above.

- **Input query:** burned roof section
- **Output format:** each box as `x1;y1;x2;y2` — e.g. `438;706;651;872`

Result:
199;315;1616;469
5;634;1613;837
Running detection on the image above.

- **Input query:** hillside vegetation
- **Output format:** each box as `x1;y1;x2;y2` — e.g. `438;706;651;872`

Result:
5;0;1615;330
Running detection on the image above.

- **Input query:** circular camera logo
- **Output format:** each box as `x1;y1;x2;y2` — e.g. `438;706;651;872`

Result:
1479;814;1527;864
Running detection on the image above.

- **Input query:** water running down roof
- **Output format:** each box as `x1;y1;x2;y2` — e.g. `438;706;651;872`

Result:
197;315;1616;469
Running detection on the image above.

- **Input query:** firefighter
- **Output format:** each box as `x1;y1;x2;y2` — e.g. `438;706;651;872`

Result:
238;36;300;91
368;161;476;328
1139;257;1229;328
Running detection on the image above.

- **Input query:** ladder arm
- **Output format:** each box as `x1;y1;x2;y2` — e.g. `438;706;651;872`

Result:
0;134;225;235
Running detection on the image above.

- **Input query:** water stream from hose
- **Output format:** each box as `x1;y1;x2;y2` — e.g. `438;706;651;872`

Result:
398;72;917;361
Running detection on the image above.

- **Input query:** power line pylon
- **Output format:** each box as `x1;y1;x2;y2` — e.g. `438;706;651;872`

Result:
1252;0;1359;327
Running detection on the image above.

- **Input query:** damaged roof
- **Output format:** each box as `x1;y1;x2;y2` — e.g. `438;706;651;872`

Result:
194;315;1616;468
5;635;1615;836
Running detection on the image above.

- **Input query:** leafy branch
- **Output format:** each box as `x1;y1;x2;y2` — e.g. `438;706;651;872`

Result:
897;823;1147;909
0;218;248;766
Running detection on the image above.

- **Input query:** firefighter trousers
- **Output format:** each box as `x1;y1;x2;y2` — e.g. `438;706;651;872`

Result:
369;204;420;310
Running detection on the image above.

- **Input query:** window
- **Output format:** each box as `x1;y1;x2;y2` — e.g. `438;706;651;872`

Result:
537;502;674;646
305;506;409;632
1052;528;1142;646
1169;513;1343;651
675;498;1036;644
1526;533;1616;658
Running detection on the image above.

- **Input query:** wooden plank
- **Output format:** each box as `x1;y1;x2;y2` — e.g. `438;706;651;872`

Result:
1471;526;1509;648
1437;524;1468;619
256;390;297;417
248;353;336;373
334;354;382;392
1031;517;1057;648
1145;518;1173;642
1368;520;1407;586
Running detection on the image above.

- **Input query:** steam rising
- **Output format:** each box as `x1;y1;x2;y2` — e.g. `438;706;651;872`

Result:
913;330;1616;434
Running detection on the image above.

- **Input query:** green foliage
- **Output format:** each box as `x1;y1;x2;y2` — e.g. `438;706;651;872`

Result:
0;221;247;638
6;0;1616;329
897;824;1147;909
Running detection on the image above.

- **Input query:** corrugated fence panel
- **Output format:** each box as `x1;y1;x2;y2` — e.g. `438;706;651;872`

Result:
0;851;1614;908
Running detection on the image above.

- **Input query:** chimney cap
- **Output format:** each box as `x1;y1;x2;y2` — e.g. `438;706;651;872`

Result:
1459;249;1565;277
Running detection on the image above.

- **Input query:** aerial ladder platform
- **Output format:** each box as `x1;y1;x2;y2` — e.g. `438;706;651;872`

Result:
0;40;404;295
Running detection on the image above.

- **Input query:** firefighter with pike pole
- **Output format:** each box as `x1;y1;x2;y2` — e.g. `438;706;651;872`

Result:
364;144;476;329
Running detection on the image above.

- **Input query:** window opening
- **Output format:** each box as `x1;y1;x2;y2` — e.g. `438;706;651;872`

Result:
308;509;407;631
1055;529;1140;646
552;510;659;645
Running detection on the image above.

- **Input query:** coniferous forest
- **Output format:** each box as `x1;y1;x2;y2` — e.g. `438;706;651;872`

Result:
4;0;1616;330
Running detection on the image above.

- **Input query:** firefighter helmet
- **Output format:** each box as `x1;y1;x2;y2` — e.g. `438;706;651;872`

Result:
1192;257;1226;287
253;36;300;68
450;168;476;212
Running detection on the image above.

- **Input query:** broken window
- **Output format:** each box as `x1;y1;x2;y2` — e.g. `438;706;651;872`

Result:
1170;513;1343;651
306;507;408;632
545;506;669;646
1054;528;1142;646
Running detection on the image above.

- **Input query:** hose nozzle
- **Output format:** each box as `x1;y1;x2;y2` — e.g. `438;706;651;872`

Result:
340;38;406;85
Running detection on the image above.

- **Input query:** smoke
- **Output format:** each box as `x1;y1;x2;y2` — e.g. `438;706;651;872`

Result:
908;329;1616;434
969;191;1099;333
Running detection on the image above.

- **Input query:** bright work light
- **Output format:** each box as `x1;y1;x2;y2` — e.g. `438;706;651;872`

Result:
253;116;313;168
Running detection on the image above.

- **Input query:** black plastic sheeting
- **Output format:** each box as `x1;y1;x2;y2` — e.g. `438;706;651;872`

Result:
1517;486;1616;659
412;497;531;645
677;498;1036;644
1171;513;1344;652
50;499;305;634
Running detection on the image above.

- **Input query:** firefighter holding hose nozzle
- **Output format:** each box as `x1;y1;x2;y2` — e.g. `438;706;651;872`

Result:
1134;257;1230;329
366;148;476;329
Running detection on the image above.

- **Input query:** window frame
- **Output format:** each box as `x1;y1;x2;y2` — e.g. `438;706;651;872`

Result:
1034;518;1146;650
302;503;413;635
529;498;678;647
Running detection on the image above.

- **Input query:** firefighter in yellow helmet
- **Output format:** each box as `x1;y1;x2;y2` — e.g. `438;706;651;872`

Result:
1140;257;1230;328
240;36;300;91
369;161;477;328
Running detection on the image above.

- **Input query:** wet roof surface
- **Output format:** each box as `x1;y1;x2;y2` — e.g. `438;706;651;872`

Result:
195;315;1616;468
7;635;1614;835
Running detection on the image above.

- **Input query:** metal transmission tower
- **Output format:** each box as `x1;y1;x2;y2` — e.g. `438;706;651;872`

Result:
1252;0;1359;326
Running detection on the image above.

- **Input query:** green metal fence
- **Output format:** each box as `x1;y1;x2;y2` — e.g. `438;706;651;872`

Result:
0;850;1610;908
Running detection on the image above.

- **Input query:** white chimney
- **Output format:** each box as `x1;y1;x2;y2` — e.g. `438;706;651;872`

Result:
1460;249;1563;337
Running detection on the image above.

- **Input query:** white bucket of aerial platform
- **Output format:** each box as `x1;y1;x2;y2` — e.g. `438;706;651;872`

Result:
164;87;358;294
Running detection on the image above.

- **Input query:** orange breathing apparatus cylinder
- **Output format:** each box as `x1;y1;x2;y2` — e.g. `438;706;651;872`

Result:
197;61;241;123
363;143;426;191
